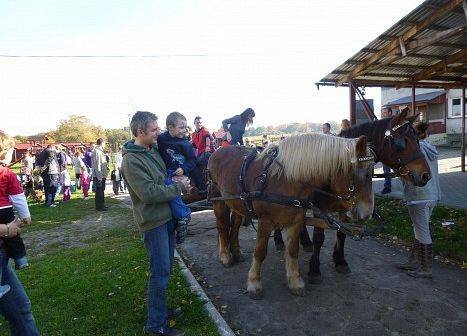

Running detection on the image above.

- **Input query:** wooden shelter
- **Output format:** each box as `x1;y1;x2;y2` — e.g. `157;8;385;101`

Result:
316;0;467;171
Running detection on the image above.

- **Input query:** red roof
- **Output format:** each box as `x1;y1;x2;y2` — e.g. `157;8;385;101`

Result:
14;143;33;150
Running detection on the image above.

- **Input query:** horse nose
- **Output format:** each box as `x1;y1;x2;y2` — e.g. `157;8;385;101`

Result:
421;172;431;184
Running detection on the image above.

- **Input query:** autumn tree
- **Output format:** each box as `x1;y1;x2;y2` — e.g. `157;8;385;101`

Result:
105;127;131;151
53;115;106;143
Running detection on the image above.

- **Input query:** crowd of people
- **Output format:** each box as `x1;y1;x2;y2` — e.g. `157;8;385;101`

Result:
0;106;442;336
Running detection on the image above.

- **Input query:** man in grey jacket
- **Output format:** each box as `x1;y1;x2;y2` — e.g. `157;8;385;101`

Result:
397;122;440;278
92;138;109;211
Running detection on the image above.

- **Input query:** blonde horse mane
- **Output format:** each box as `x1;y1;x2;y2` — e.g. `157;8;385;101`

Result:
258;133;359;183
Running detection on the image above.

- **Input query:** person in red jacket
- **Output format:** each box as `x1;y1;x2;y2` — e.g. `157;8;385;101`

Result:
191;116;213;157
0;130;39;335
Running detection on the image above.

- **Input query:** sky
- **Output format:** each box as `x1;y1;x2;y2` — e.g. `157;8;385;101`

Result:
0;0;425;136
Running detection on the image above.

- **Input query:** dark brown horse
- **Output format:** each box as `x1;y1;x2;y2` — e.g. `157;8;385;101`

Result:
307;108;432;283
208;133;375;297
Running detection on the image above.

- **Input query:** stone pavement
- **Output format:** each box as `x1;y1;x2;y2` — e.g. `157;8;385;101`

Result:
373;147;467;209
179;211;467;336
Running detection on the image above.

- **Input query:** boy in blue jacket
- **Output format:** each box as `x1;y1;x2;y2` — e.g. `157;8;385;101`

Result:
157;112;196;243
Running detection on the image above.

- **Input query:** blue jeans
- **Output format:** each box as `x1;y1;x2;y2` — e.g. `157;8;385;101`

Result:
383;164;392;189
143;221;175;333
165;172;191;220
0;249;39;336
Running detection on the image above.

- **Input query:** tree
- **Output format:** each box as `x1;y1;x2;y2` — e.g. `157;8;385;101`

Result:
106;127;131;151
13;135;29;143
53;115;106;143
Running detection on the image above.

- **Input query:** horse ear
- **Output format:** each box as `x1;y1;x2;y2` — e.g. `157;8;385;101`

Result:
393;107;409;126
407;112;420;124
356;135;367;157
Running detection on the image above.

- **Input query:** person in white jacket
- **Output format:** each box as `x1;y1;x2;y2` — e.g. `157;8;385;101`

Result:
397;122;441;278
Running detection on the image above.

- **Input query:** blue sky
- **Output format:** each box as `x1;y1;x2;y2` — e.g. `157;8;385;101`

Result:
0;0;424;135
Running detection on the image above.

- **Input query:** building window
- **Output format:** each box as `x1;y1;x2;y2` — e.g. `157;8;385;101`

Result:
449;98;467;118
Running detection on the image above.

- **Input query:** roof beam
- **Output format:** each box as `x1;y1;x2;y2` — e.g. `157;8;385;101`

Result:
408;48;467;83
360;24;466;77
432;42;466;49
353;78;467;89
335;0;464;86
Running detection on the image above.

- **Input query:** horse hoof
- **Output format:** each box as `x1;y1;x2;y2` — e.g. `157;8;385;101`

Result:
248;289;264;300
275;243;285;251
308;274;323;284
289;287;306;297
220;255;234;268
233;254;246;263
302;244;313;253
335;264;351;274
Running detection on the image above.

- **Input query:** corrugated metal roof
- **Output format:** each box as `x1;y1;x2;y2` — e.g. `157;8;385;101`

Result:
318;0;467;89
386;90;445;105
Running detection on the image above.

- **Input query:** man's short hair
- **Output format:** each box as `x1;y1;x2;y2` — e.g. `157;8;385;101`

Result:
323;122;331;128
96;138;104;145
194;116;202;123
130;111;158;137
166;112;186;129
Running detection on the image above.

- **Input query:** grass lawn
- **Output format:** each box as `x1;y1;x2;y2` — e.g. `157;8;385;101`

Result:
23;192;120;234
0;192;220;335
369;196;467;264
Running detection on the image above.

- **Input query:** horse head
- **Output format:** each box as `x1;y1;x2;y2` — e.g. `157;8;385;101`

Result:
328;135;375;222
382;107;431;187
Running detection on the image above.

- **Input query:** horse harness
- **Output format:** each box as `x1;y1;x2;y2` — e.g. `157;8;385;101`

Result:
372;120;425;179
208;147;376;238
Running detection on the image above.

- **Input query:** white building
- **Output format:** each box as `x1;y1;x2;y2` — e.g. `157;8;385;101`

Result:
381;88;466;146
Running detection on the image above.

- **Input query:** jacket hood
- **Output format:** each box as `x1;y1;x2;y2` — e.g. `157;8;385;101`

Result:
122;140;157;155
420;140;438;161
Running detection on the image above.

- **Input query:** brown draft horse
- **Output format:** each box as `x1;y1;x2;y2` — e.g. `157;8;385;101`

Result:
306;108;432;283
208;133;375;297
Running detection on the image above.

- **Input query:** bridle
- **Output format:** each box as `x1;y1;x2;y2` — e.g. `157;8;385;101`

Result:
344;152;375;218
382;119;425;177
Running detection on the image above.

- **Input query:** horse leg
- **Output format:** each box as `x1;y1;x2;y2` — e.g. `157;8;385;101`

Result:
333;231;351;274
285;223;306;296
213;202;233;267
273;229;285;251
247;219;272;299
230;213;245;263
308;226;325;284
299;226;313;252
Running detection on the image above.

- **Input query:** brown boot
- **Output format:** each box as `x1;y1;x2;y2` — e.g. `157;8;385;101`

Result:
407;243;432;278
396;239;420;270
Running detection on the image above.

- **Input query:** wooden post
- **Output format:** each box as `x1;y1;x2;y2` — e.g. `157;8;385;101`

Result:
412;85;416;115
349;80;356;125
462;86;466;172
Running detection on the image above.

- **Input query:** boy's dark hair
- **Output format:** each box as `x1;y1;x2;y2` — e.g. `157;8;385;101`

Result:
96;138;104;145
322;122;331;128
166;112;187;129
130;111;158;137
194;116;202;123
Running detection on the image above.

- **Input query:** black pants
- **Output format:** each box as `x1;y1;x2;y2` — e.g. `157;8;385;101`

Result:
41;172;50;206
47;174;59;206
0;208;26;260
75;173;81;189
94;177;106;210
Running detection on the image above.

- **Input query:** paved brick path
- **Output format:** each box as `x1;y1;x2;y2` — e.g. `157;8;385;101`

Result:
373;147;467;209
179;211;467;336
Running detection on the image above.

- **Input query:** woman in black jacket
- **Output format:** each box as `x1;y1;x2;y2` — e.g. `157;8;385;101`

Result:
222;108;255;146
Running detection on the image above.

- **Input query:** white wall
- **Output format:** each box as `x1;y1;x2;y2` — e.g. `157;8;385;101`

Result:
381;87;467;135
446;89;467;134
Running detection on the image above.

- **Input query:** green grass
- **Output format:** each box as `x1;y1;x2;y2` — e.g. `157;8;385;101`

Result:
368;196;467;263
23;192;120;233
0;226;219;336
